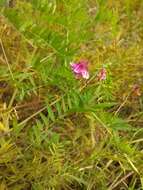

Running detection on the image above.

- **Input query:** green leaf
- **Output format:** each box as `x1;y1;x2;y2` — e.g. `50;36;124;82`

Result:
46;104;55;122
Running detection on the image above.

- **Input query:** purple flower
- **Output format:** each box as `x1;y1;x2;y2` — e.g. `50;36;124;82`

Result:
98;68;106;81
70;60;89;79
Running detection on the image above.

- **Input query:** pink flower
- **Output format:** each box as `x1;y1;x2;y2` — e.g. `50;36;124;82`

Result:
98;68;106;81
70;60;89;79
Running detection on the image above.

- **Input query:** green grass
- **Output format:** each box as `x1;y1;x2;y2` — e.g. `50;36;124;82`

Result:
0;0;143;189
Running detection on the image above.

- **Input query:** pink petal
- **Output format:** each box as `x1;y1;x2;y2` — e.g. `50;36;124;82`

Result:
81;70;89;79
98;68;106;81
70;63;81;73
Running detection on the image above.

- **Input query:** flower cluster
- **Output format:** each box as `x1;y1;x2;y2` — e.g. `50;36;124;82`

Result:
70;60;89;79
70;60;107;81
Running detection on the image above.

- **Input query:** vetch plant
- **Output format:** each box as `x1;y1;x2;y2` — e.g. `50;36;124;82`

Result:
1;0;143;189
